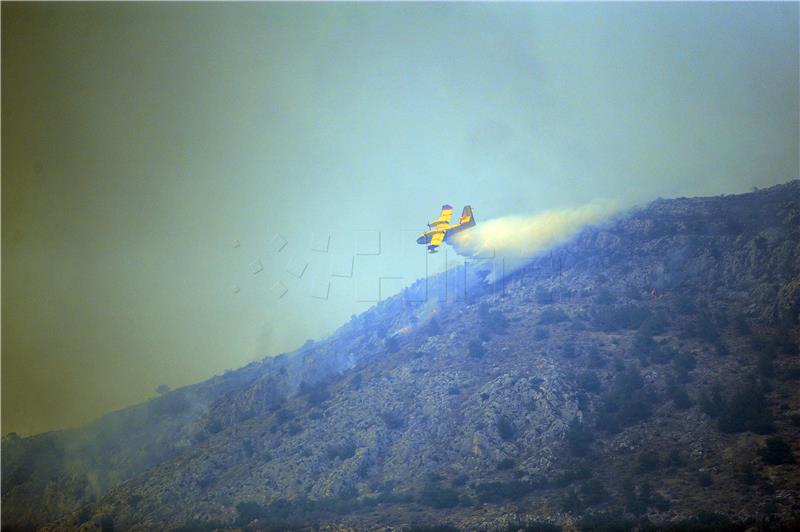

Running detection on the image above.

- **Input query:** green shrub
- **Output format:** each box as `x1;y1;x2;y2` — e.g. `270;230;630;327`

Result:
570;320;588;332
643;511;746;532
299;380;332;406
685;312;719;343
758;436;795;465
475;480;538;503
699;383;724;418
713;339;730;357
780;367;800;381
757;351;775;378
717;378;774;434
539;308;569;324
639;313;668;336
306;387;331;406
685;511;737;531
75;504;93;528
507;522;560;532
632;332;658;366
560;488;581;513
751;334;776;354
381;411;405;430
406;526;460;532
496;458;515;470
595;288;616;305
623;479;670;516
385;336;399;353
665;374;694;409
553;464;592;487
667;449;687;468
468;339;485;359
588;349;605;368
774;326;798;355
207;419;223;434
671;384;694;409
496;416;516;441
624;284;642;301
235;501;266;526
356;458;370;479
623;481;647;516
326;442;356;461
535;288;554;305
674;294;695;315
596;366;654;432
339;485;358;500
576;511;635;531
696;471;713;487
557;343;575;361
578;479;608;506
565;418;593;457
418;484;460;509
100;515;114;532
235;494;384;528
348;373;363;390
577;372;602;394
734;316;752;336
592;304;650;331
478;302;508;335
637;450;661;472
451;474;469;487
617;393;653;425
672;352;696;382
735;461;760;485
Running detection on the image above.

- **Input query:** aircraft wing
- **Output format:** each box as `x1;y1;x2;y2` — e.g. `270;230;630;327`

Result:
429;204;453;227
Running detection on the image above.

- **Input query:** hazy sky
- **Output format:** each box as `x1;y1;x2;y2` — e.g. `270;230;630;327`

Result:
3;2;798;436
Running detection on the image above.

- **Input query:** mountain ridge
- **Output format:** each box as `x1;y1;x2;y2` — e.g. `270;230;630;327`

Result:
4;180;800;531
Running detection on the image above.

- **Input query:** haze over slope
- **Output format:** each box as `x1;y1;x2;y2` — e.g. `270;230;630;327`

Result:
3;2;798;437
4;181;799;530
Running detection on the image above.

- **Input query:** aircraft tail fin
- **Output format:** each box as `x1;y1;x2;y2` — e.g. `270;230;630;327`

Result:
444;205;477;243
459;205;476;227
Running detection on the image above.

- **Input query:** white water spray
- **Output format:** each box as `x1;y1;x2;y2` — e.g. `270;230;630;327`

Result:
449;200;621;278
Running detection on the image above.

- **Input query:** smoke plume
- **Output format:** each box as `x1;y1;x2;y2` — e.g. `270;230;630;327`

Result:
449;200;621;267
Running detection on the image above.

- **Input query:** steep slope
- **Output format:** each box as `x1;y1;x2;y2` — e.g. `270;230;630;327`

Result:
7;181;800;531
1;284;425;530
1;358;272;529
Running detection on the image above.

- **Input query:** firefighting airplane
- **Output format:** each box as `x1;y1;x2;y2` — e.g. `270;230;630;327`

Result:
416;204;476;253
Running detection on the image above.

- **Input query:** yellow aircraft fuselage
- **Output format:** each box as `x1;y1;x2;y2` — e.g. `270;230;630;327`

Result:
416;204;476;253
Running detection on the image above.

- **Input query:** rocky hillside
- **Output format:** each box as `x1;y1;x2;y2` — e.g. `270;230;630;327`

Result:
5;181;800;531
